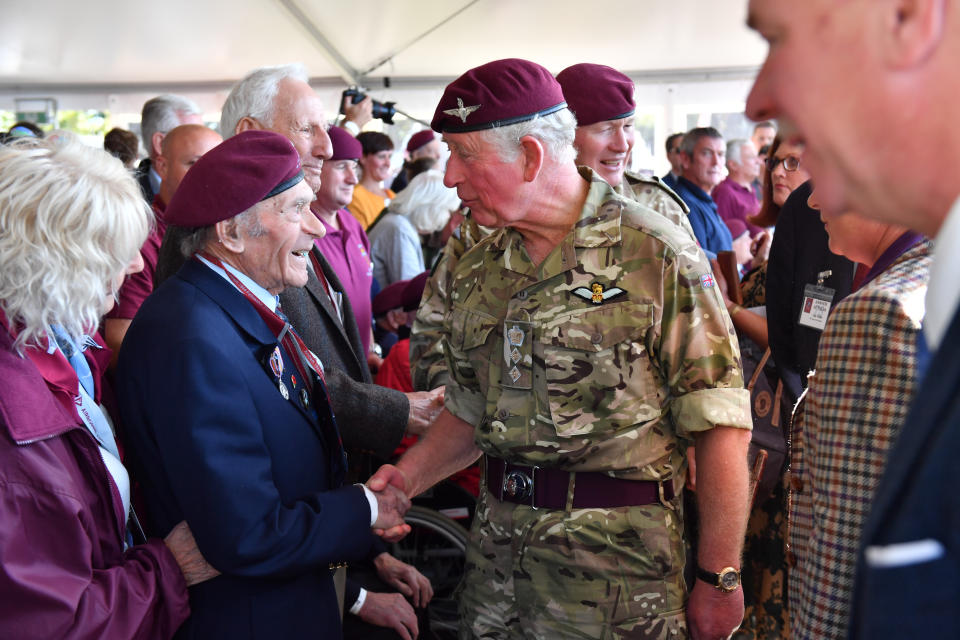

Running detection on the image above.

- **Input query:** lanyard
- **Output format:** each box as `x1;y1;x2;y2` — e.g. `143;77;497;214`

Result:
198;252;326;393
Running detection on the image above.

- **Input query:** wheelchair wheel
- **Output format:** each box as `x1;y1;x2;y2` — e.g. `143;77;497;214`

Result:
391;505;469;639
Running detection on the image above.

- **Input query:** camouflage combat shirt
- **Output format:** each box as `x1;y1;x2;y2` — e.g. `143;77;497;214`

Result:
443;168;751;482
410;215;490;392
617;170;697;241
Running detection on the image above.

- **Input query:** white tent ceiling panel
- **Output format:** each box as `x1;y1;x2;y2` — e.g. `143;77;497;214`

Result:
1;0;767;89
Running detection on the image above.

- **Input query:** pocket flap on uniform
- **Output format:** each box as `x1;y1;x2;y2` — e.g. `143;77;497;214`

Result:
450;307;498;351
540;303;653;352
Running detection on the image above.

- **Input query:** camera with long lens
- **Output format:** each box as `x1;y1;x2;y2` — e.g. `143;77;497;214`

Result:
341;86;397;125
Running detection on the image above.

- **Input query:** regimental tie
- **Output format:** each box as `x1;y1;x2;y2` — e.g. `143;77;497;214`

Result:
198;253;347;486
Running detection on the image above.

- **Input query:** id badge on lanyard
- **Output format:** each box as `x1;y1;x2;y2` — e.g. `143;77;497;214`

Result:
798;270;836;331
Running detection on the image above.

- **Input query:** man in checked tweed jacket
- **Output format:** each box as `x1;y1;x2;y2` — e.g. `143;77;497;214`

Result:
786;205;931;639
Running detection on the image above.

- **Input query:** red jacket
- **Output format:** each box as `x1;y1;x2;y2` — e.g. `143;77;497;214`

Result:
0;313;189;639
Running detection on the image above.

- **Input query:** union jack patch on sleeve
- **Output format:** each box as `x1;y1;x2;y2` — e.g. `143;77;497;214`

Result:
700;273;715;288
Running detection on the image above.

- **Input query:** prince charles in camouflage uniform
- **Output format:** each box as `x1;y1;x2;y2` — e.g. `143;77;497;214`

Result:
371;59;752;640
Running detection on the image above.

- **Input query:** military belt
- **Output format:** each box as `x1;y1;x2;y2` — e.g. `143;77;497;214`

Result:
485;456;674;510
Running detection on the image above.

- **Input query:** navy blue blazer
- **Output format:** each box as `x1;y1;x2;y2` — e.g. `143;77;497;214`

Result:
117;259;376;639
849;310;960;638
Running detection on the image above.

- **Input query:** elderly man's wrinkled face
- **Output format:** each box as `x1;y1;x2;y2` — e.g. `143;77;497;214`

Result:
683;136;726;193
746;0;874;221
574;117;635;187
269;78;333;193
238;180;323;295
442;131;524;229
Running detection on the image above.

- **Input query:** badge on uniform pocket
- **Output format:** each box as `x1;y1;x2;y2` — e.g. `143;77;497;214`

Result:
502;320;533;390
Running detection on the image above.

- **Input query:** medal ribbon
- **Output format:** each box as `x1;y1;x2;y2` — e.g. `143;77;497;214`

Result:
197;252;346;481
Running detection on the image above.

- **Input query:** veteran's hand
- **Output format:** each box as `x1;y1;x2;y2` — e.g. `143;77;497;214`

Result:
164;520;220;587
687;578;744;640
358;591;419;640
405;387;445;435
373;552;434;608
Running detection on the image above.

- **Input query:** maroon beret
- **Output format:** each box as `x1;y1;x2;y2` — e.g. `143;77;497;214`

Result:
372;271;430;316
165;130;303;227
328;125;362;161
431;58;567;133
406;130;435;153
556;63;635;127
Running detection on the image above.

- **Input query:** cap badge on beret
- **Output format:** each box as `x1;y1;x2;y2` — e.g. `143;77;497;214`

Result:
443;98;482;124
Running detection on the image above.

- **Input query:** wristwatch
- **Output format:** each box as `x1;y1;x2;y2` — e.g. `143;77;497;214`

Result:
369;343;383;358
696;565;741;592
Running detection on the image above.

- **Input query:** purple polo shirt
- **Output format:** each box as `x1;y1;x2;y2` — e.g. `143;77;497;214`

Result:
315;208;374;354
712;177;763;236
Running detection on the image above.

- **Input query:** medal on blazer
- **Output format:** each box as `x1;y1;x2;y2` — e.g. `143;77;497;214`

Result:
268;345;291;400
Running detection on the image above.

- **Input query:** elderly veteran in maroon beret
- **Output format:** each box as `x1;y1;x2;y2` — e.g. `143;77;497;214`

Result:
116;130;411;640
370;58;751;639
0;134;218;640
557;62;695;239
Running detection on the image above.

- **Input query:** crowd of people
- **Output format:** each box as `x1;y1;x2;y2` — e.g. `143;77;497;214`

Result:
1;2;958;638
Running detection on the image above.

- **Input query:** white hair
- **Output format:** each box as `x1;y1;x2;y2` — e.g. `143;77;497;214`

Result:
0;135;151;350
141;94;202;157
220;63;310;138
388;170;460;234
726;139;751;168
484;108;578;166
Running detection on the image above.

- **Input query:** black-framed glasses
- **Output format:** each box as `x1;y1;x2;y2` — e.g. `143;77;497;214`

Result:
766;155;801;172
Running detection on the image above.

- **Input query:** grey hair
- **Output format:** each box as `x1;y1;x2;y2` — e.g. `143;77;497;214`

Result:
179;204;266;258
141;94;202;158
0;135;151;350
220;63;310;138
388;170;461;234
484;108;578;165
726;139;751;167
680;126;723;157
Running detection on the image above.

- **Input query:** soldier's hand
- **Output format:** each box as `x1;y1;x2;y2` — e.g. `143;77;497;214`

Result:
342;95;373;129
164;520;220;587
368;463;408;494
357;591;419;640
687;578;744;640
405;387;445;435
373;551;434;608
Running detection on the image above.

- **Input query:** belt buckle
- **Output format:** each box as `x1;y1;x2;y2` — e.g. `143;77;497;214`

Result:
503;466;537;508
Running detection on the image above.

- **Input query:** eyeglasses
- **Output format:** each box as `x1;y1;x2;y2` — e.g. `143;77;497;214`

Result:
766;155;802;172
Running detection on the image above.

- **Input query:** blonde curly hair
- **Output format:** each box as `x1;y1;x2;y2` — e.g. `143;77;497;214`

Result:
0;134;151;350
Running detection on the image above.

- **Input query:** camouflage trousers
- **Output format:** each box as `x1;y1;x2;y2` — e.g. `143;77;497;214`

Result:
458;484;689;639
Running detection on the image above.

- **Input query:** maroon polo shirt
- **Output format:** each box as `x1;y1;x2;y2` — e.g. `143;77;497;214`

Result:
315;208;375;354
713;177;763;236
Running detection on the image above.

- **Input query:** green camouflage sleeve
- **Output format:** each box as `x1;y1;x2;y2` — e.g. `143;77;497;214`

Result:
649;230;752;437
409;217;488;391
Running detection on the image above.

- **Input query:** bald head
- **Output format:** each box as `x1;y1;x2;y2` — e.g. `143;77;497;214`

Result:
156;124;223;206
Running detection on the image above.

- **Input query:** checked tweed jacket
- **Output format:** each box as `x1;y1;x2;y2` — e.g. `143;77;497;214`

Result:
787;240;931;640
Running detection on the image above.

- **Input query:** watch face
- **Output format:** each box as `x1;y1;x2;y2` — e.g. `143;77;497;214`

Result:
719;569;740;591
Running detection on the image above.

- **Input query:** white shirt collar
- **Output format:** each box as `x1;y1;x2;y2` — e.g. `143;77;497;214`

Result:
196;254;278;313
923;195;960;351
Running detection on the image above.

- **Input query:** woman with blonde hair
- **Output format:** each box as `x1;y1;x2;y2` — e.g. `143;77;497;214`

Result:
0;135;215;639
367;169;460;287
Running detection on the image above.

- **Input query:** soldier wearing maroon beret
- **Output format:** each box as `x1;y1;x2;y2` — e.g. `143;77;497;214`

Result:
116;130;412;640
557;62;696;240
371;58;752;639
